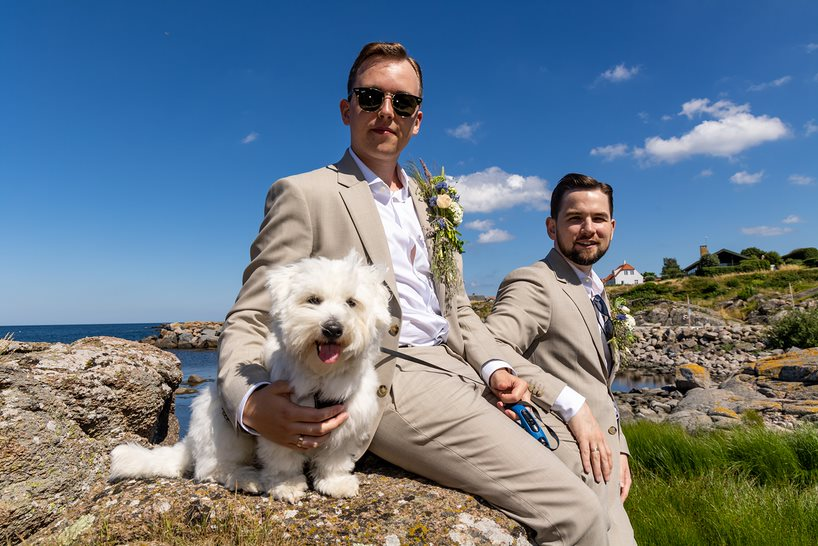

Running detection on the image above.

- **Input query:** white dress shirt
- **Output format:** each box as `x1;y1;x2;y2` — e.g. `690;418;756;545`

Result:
349;150;511;384
349;150;449;346
567;261;614;371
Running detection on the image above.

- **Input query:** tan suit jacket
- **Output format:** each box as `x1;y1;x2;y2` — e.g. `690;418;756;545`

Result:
486;249;638;543
486;249;629;457
217;151;569;437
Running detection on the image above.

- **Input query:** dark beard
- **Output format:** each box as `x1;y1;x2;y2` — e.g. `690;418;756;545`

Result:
559;240;608;266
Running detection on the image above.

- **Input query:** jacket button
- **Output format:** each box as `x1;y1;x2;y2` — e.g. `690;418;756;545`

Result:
388;324;399;337
377;385;389;398
608;426;617;435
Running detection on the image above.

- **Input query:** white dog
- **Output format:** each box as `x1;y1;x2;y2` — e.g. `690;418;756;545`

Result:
110;253;391;502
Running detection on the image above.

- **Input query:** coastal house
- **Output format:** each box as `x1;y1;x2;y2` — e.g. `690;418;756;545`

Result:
603;261;644;286
683;245;749;274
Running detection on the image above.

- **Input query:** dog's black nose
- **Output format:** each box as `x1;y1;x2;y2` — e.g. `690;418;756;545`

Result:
321;320;343;340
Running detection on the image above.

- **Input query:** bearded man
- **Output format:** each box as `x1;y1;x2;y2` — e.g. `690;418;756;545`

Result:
486;173;637;545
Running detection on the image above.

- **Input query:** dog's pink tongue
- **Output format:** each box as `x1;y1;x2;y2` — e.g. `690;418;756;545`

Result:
318;343;342;364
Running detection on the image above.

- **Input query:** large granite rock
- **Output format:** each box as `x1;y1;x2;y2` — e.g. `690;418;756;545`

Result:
0;337;182;543
1;337;531;545
30;454;532;545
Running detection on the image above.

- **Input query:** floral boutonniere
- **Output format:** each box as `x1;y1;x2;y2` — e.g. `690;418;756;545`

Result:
609;297;637;363
409;159;465;304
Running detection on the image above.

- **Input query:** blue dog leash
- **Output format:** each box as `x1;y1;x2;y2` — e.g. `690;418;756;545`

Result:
380;347;560;450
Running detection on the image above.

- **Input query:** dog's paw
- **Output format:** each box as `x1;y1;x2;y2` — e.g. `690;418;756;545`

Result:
314;474;359;498
267;476;309;504
223;467;264;494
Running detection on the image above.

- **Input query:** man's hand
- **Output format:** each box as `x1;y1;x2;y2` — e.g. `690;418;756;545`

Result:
566;403;612;484
489;368;530;419
243;381;349;450
620;453;632;502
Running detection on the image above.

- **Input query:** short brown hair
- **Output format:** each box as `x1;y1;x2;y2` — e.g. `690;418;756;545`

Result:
346;42;423;97
550;173;614;218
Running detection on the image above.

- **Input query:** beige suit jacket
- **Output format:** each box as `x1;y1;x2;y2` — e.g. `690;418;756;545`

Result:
217;152;569;434
485;248;629;457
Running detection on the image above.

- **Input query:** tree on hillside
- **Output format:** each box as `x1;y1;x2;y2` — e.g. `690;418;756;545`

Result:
643;271;657;282
661;257;684;279
697;253;720;275
741;247;766;258
783;247;818;261
766;251;783;266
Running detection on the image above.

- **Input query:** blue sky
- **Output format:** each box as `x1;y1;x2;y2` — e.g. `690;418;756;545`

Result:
2;1;816;325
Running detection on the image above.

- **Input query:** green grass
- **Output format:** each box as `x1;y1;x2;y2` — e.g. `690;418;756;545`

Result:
625;421;818;545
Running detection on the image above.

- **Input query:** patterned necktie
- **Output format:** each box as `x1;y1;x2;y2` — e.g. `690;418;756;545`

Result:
592;294;614;341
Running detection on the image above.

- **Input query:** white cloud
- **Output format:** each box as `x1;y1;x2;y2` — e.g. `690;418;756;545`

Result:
590;143;629;161
730;170;764;185
741;226;793;236
599;63;640;83
447;122;481;141
789;174;816;185
699;169;714;177
807;43;818;53
241;132;259;144
464;219;494;231
661;114;673;121
782;215;801;224
477;229;513;244
633;99;789;163
637;111;649;123
805;119;818;136
748;76;791;92
455;167;551;213
679;98;750;119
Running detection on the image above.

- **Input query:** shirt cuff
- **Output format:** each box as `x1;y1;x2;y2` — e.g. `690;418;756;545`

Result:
551;385;586;422
480;359;516;385
237;381;271;436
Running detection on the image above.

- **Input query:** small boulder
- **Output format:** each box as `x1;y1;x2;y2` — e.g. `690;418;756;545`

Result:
675;363;712;393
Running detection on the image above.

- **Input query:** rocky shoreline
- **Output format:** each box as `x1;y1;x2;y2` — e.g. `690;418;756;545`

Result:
139;296;817;432
4;294;816;543
141;321;222;349
1;337;528;544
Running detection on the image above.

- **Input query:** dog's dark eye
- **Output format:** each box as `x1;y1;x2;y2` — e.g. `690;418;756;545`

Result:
346;298;357;307
307;296;322;305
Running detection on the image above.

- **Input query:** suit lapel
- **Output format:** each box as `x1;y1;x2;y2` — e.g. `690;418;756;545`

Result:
546;249;608;374
334;152;399;302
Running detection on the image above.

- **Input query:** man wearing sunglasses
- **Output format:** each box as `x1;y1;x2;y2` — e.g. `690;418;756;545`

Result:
217;42;609;545
486;174;637;545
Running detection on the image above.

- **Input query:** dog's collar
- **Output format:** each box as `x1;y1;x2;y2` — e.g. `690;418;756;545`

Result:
314;392;345;409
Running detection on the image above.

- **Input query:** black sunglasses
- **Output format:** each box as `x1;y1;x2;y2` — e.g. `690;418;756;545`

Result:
350;87;422;118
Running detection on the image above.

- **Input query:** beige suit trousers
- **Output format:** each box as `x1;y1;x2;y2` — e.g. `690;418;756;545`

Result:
369;345;610;546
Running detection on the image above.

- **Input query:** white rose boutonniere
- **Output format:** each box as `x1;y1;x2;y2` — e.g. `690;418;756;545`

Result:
610;297;637;364
409;160;465;308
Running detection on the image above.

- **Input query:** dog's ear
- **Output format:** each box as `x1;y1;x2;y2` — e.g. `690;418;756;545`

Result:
265;264;297;314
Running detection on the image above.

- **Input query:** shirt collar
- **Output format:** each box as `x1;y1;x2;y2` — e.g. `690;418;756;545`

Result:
564;256;604;297
348;148;410;205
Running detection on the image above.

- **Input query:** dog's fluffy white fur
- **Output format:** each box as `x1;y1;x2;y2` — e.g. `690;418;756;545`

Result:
110;253;391;502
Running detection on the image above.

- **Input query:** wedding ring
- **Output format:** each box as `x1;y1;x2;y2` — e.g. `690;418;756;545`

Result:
297;435;304;449
591;447;600;453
